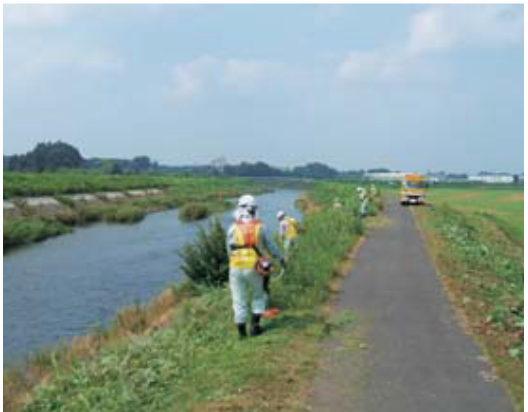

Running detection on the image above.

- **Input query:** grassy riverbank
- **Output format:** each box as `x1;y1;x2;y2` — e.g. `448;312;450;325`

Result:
415;204;524;410
3;174;269;251
4;218;72;249
4;182;366;412
4;172;174;198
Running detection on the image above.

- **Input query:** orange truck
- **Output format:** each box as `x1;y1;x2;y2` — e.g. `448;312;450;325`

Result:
400;173;428;205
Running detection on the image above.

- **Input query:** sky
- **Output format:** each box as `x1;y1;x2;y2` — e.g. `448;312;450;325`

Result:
3;4;524;173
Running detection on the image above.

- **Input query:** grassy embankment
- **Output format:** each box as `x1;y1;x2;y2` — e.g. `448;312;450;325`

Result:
3;172;177;198
4;172;266;250
426;186;523;245
415;186;523;410
4;182;368;412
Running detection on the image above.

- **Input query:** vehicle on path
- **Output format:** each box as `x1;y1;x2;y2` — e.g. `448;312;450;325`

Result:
400;173;428;205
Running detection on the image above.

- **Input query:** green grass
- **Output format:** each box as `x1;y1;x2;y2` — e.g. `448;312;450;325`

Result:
104;205;146;223
416;204;523;410
3;218;72;249
427;186;524;244
3;172;171;198
7;182;366;412
3;172;270;200
178;200;234;222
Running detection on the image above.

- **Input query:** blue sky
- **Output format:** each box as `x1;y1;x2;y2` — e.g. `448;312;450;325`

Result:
4;4;524;173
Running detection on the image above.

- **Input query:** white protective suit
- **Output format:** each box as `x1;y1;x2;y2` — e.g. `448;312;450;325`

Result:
227;211;281;324
357;187;369;217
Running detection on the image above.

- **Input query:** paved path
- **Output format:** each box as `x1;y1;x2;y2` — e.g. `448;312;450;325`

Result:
309;199;515;412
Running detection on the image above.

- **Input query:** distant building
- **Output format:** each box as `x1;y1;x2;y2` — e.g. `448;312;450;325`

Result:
445;173;469;182
426;172;446;182
468;174;515;184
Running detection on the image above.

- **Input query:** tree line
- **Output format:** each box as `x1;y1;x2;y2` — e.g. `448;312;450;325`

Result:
4;141;376;180
4;142;159;175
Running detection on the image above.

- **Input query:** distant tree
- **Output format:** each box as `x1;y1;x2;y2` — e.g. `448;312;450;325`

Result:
131;156;151;173
5;141;84;172
224;161;285;177
367;168;391;173
100;159;123;175
34;141;84;171
341;169;365;179
292;162;339;179
110;162;123;175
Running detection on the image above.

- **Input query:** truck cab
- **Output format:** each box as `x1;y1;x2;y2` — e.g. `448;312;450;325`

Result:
401;173;428;205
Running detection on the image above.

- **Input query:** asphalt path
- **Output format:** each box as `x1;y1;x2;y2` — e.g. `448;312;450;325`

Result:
309;199;515;412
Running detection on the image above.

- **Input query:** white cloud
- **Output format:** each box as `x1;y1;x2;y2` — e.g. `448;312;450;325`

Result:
170;56;290;100
5;5;124;83
6;43;125;84
171;56;220;100
407;5;523;55
338;49;415;82
338;5;523;82
338;51;383;81
4;5;69;29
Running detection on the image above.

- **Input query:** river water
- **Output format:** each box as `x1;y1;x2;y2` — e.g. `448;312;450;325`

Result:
4;190;302;363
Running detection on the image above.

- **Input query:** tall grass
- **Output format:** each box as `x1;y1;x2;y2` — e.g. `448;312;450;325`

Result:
178;202;210;221
3;284;202;412
3;218;71;249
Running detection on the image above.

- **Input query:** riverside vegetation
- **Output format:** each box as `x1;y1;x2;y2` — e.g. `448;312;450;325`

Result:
415;188;524;410
425;186;523;245
4;182;369;412
3;173;269;250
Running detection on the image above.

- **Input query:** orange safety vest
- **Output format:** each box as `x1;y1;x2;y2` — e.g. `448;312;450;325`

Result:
230;219;263;269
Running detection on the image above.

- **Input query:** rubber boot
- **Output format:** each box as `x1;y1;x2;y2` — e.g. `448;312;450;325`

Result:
237;323;247;339
250;314;264;336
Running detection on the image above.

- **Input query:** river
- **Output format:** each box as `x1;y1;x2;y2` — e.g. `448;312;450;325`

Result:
4;190;302;364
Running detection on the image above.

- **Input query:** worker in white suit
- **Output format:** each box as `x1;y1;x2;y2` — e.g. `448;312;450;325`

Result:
227;195;284;338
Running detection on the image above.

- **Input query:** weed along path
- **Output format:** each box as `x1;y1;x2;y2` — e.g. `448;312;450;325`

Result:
309;198;515;412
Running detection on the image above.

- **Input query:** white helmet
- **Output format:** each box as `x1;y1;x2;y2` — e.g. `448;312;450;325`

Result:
277;210;285;220
238;194;256;209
